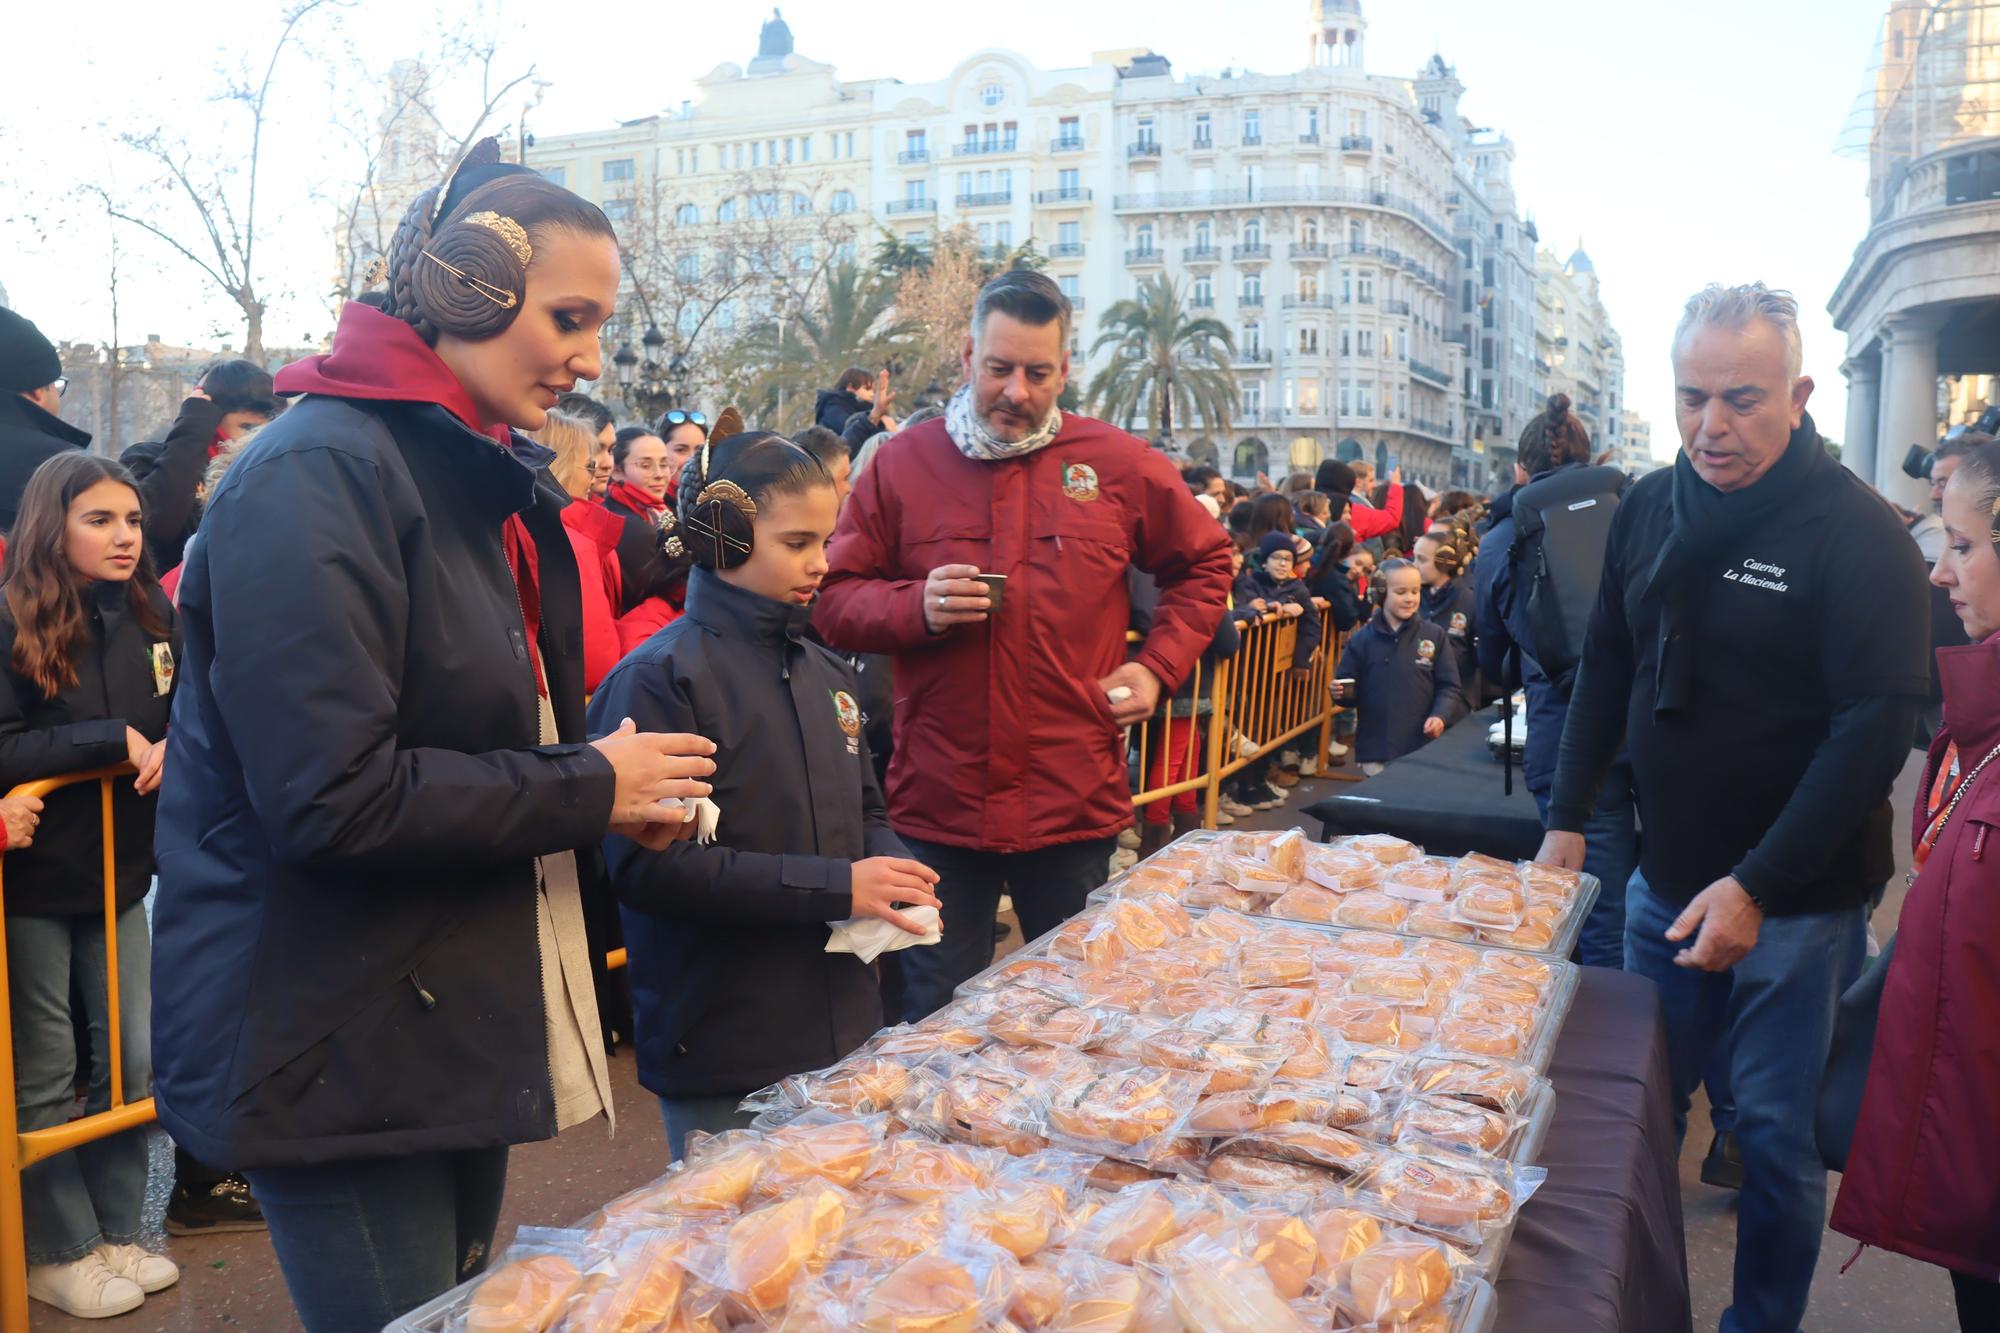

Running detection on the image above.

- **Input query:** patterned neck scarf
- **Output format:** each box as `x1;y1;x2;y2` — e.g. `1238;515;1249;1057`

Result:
944;384;1063;462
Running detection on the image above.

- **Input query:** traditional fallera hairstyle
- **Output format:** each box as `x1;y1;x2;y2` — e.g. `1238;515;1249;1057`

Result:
380;137;615;347
1517;393;1593;477
5;453;169;699
659;431;832;575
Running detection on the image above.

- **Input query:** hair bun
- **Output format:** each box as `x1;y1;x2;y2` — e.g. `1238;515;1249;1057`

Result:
408;220;527;340
1545;392;1572;418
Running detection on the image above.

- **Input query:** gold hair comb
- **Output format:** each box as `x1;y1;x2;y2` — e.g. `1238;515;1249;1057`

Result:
462;211;532;267
419;250;519;309
362;256;389;289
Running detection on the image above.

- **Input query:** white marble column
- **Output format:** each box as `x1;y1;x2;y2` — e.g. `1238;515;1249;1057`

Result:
1840;354;1880;485
1876;313;1940;511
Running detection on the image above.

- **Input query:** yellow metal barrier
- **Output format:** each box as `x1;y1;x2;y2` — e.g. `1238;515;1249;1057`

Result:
0;764;143;1333
0;768;635;1333
1126;600;1354;829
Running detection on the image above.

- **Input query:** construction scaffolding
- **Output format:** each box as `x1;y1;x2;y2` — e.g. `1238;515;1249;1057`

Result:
1840;0;2000;217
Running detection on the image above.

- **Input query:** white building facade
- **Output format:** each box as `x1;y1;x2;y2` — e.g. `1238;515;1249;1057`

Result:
1535;245;1626;465
523;3;1620;492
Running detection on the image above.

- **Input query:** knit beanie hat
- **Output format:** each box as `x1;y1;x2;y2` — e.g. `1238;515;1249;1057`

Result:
1314;459;1357;496
1257;531;1296;561
0;308;61;396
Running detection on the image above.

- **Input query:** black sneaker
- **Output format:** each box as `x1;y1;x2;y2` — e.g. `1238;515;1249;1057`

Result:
1699;1130;1742;1191
165;1175;266;1236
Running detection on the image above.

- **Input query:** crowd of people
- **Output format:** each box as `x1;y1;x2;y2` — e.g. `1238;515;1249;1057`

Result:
0;136;1988;1333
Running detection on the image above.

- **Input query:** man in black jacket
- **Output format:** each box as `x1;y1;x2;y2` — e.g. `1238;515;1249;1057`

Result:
120;361;279;573
1541;284;1929;1333
0;308;88;533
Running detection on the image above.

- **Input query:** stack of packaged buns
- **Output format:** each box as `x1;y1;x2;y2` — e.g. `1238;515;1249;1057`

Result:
1107;828;1594;957
436;864;1571;1331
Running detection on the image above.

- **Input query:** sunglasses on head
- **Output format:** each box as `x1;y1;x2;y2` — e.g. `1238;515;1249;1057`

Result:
661;410;707;428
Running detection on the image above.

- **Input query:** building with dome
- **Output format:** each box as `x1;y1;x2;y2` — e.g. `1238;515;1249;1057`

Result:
1534;242;1626;464
523;1;1623;491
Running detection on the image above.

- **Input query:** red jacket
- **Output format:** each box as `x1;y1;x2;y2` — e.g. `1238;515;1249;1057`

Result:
814;415;1232;852
615;595;679;657
560;499;625;693
1343;484;1405;542
1831;634;2000;1280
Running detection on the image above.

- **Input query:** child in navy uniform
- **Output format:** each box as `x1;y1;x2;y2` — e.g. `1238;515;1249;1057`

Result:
1414;525;1480;709
1336;558;1462;774
1235;531;1323;679
587;432;942;1159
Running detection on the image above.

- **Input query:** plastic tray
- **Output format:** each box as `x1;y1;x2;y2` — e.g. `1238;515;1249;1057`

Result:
1093;831;1603;961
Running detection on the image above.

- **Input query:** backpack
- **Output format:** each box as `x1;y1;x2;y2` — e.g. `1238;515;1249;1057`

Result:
1508;465;1628;693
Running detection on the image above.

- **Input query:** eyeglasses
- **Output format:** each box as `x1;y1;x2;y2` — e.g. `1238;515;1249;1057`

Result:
52;378;68;399
660;409;707;428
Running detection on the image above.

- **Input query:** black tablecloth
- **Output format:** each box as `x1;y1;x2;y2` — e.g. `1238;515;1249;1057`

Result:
1303;714;1545;859
1494;967;1691;1333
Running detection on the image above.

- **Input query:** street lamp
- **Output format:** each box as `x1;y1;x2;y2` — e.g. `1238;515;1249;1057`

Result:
612;342;638;388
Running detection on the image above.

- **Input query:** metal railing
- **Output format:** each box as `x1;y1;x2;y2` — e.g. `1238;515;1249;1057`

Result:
1034;188;1092;204
954;192;1013;208
0;765;643;1333
896;149;931;165
1125;247;1164;265
884;198;936;215
1050;137;1086;154
1125;604;1350;825
1183;245;1221;263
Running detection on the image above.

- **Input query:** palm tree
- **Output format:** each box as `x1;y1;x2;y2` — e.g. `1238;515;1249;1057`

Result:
728;261;909;431
1085;275;1239;443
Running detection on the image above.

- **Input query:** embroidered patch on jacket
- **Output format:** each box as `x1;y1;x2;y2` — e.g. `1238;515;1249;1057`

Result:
832;690;862;755
1417;638;1436;666
148;642;176;698
1062;462;1100;503
1449;611;1468;637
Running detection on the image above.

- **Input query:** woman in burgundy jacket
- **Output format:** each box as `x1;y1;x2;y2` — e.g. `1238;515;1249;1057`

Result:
1832;441;2000;1329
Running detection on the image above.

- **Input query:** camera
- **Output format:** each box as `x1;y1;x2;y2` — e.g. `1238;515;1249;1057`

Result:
1903;405;2000;480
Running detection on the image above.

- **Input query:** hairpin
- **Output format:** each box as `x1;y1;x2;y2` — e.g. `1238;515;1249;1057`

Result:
419;250;519;309
695;479;757;518
362;256;389;289
461;211;532;267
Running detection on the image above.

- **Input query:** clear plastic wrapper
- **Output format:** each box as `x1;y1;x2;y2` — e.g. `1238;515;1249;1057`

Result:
958;955;1078;996
1342;1045;1414;1093
1320;995;1405;1048
685;1184;851;1316
1387;1094;1520;1159
1405;900;1481;942
1154;1233;1312;1332
1066;1179;1184;1264
558;1227;698;1332
1406;1054;1548;1116
1133;1022;1291;1094
1306;1205;1388;1280
1045;1063;1207;1163
1210;1122;1384;1180
1450;881;1527;932
753;1112;890;1196
913;1061;1051;1157
867;1021;989;1060
1433;1015;1529;1061
456;1229;591;1333
1329;1234;1465;1328
742;1054;924;1125
860;1138;1003;1203
848;1239;1021;1332
1302;844;1383;894
1340;833;1423;865
1335;890;1413;932
1268;882;1343;925
1261;827;1308;882
1328;929;1414;959
1353;1152;1545;1247
1381;858;1454;903
1233;940;1315;989
1202;851;1297;897
590;1134;765;1229
1346;959;1443;1006
835;1200;947;1263
1187;1083;1380;1136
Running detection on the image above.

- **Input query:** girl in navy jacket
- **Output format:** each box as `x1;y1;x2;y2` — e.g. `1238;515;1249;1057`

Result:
587;432;941;1158
1336;559;1462;768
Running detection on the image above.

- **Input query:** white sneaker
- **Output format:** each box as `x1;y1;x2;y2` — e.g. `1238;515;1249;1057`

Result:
1326;739;1350;758
1360;762;1385;777
1298;757;1320;776
27;1253;144;1318
1214;807;1237;825
1231;731;1261;759
1117;827;1142;851
96;1244;178;1296
1218;796;1254;818
1249;787;1284;811
997;894;1014;916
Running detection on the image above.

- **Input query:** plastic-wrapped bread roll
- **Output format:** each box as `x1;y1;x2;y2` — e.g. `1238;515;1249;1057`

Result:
1344;1239;1455;1325
561;1233;688;1332
720;1186;846;1312
1307;1207;1384;1277
464;1254;582;1333
857;1253;983;1333
1162;1235;1311;1332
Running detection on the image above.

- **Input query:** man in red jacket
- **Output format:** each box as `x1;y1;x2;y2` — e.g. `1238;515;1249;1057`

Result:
816;271;1232;1019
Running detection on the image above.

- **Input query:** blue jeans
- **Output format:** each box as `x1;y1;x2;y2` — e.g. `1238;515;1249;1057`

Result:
7;906;151;1263
659;1095;754;1163
1625;871;1864;1333
897;836;1118;1022
1534;759;1639;969
245;1147;508;1333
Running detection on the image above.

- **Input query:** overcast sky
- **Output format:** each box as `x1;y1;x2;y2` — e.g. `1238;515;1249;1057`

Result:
3;0;1887;460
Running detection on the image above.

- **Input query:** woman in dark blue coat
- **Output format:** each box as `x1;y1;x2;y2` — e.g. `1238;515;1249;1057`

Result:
149;144;716;1332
